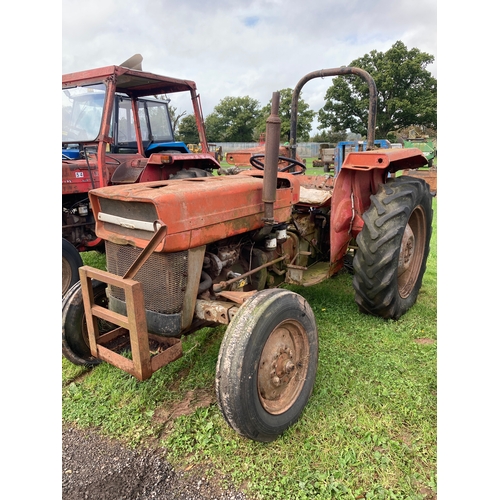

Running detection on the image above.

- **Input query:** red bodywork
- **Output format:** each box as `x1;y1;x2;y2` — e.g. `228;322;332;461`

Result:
89;147;426;269
329;147;428;272
62;65;217;194
90;171;301;252
73;66;430;382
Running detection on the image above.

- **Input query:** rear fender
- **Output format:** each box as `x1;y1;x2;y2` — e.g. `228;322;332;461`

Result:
329;148;427;269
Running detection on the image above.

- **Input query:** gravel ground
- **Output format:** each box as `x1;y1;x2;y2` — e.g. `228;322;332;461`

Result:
62;425;248;500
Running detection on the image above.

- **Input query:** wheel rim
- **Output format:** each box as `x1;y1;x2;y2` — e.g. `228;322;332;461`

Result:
257;319;310;415
398;205;426;298
62;256;72;295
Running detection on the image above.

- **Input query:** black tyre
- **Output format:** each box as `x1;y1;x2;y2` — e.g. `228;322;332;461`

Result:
216;289;318;442
353;176;433;320
62;280;114;366
62;239;83;296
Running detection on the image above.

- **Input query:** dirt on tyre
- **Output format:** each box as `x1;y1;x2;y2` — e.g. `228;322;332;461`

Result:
353;176;433;320
62;239;83;296
62;280;115;366
215;288;318;442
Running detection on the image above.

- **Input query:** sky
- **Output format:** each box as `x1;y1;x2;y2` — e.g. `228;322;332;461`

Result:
61;0;437;134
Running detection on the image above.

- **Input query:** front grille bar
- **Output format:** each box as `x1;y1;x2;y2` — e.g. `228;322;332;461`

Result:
123;220;167;279
79;219;184;381
98;212;157;232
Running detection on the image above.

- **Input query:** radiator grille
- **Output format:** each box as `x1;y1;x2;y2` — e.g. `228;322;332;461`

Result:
105;242;188;314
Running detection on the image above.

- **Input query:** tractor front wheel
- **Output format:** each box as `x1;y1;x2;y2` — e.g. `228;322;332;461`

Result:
216;289;318;442
353;176;433;320
62;280;114;366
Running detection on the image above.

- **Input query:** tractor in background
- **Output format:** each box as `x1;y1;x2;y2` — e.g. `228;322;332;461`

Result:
316;139;397;174
402;132;437;195
63;95;191;160
62;55;220;295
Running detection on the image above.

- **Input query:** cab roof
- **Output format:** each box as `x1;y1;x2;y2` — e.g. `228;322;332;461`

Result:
62;65;197;98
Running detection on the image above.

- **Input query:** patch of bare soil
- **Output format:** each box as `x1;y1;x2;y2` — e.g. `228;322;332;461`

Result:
152;388;216;436
62;424;247;500
414;338;436;345
63;387;245;499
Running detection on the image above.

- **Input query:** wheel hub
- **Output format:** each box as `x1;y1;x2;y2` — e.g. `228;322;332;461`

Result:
398;224;415;276
397;206;426;299
258;322;308;415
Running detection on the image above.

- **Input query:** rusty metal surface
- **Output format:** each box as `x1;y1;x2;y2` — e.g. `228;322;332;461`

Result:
63;65;199;98
213;255;288;293
329;167;385;270
290;67;378;158
342;147;428;172
78;254;184;381
397;205;427;298
123;221;168;279
262;92;281;222
89;174;301;253
216;290;257;304
194;300;239;324
257;318;310;415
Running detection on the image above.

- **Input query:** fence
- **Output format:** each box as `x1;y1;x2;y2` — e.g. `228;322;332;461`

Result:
209;142;322;159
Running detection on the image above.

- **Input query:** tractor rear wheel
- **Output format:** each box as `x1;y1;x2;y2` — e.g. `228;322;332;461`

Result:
62;280;114;366
62;239;83;296
353;176;433;320
216;289;318;442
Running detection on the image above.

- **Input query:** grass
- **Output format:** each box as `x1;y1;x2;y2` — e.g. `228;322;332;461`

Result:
62;197;437;500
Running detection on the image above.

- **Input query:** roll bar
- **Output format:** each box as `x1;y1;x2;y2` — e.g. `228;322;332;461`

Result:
289;67;377;158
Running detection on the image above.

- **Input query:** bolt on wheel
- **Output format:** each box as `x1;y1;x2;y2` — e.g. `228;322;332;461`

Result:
258;321;310;415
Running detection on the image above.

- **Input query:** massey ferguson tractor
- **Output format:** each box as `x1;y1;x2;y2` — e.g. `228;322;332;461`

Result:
62;67;432;443
62;55;220;295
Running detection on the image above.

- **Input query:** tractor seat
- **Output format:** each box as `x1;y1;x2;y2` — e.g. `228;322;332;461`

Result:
299;186;332;206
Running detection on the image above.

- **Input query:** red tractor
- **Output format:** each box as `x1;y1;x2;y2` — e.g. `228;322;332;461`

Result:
62;67;432;443
62;55;220;295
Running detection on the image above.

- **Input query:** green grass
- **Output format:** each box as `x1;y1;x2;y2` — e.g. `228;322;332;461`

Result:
63;199;437;500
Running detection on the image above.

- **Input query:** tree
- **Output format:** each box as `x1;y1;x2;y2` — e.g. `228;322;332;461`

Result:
256;89;315;142
177;114;200;144
317;41;437;139
168;105;186;134
205;96;261;142
310;128;347;144
151;94;186;135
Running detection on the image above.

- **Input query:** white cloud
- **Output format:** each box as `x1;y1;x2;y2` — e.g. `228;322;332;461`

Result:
61;0;437;130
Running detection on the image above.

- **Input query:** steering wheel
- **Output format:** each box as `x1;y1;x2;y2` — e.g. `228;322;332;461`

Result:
249;154;306;175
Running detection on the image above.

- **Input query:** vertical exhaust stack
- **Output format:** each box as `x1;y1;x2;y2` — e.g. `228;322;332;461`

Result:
262;92;281;225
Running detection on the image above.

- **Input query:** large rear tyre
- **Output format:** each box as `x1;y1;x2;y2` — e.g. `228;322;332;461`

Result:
353;176;433;320
216;289;318;442
62;239;83;296
62;280;114;366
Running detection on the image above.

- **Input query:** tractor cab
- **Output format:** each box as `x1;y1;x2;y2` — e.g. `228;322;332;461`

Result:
62;56;220;295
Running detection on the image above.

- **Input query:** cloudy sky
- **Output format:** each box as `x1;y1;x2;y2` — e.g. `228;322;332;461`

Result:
62;0;437;132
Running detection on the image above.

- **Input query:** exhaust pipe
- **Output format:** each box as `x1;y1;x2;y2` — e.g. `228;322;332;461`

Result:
262;91;281;225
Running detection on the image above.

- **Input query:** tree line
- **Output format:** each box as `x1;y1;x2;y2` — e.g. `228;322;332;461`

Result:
172;41;437;145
